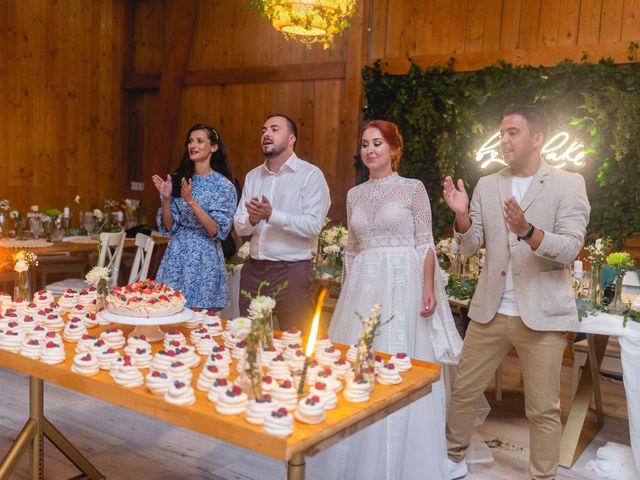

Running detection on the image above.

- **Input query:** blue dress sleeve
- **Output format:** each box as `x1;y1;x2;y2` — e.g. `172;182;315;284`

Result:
207;178;237;241
156;197;181;235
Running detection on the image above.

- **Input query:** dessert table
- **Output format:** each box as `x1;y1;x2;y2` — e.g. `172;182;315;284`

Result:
559;312;640;470
0;323;440;480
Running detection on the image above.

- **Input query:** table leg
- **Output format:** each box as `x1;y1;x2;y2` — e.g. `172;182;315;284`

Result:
0;376;105;480
559;334;609;468
287;453;305;480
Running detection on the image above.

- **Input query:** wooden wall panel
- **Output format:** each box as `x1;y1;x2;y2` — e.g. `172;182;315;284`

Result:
126;0;640;224
1;0;125;218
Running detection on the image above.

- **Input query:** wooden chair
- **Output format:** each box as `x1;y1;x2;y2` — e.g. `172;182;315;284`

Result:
37;254;87;291
127;233;155;284
45;232;126;295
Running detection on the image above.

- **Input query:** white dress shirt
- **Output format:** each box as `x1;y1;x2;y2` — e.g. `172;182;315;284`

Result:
234;153;331;261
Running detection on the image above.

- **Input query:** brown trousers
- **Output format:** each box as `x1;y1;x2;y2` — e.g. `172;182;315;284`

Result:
239;258;314;334
446;313;566;480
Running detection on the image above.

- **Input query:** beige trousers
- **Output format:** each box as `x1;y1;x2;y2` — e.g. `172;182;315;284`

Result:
446;313;566;480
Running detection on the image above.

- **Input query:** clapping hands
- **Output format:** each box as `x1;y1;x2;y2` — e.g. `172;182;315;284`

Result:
246;196;272;226
152;174;173;199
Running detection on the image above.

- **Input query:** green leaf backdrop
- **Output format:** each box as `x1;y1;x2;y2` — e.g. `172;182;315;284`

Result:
362;50;640;243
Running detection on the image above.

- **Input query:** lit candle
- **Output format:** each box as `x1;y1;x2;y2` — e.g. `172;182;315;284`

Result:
63;207;70;218
573;260;583;273
297;287;328;396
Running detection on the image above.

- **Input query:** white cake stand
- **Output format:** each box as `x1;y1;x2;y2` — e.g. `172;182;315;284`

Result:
97;308;195;342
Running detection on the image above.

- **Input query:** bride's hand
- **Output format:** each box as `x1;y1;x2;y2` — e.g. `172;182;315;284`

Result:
420;288;437;317
152;174;172;199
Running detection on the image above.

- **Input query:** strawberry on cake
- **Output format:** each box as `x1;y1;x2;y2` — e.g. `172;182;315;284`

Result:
106;280;185;318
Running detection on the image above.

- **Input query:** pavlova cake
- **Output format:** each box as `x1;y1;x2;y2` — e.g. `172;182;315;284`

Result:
106;280;185;318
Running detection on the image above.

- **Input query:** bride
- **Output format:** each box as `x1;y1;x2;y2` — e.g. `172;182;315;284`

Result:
307;120;463;480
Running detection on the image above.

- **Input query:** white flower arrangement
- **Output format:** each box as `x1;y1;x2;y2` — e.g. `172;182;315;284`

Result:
248;295;276;318
437;237;458;256
229;316;252;339
586;237;613;267
74;195;81;204
85;266;110;285
93;208;103;220
30;205;39;213
237;241;251;260
0;200;9;212
315;219;348;280
9;210;20;220
12;250;38;273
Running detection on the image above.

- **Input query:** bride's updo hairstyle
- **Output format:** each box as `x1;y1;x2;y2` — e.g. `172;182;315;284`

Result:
361;120;404;171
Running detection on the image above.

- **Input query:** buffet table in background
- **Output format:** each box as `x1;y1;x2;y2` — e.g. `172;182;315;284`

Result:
560;313;640;471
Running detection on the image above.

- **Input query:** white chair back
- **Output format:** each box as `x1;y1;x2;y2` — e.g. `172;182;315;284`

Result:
127;233;155;285
98;232;126;288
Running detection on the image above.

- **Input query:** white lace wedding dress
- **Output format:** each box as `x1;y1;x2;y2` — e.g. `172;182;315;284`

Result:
307;172;463;480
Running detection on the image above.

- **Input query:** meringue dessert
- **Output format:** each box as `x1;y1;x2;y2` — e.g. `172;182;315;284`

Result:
40;341;66;365
20;338;42;359
245;395;274;425
100;328;126;349
207;378;230;403
146;370;171;395
271;379;297;411
164;380;196;406
377;362;403;385
281;327;302;346
113;356;145;388
343;374;371;403
263;407;294;437
389;352;412;372
215;385;248;415
196;365;226;391
294;395;326;424
71;353;100;376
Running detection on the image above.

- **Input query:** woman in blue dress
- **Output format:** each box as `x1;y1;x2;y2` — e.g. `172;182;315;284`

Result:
152;124;237;309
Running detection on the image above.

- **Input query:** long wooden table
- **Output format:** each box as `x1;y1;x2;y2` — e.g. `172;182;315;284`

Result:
0;323;440;479
0;236;169;256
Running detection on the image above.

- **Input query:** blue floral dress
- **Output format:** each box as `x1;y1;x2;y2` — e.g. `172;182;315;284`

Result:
155;172;237;309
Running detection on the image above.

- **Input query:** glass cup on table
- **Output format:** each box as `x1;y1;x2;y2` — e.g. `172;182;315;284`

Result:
82;211;96;237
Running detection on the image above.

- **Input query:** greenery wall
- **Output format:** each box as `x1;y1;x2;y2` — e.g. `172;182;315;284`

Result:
362;48;640;243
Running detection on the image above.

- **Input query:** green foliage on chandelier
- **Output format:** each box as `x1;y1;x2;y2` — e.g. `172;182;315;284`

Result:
362;44;640;242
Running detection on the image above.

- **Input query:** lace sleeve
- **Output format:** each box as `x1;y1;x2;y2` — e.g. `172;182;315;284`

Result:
412;181;435;263
342;189;360;284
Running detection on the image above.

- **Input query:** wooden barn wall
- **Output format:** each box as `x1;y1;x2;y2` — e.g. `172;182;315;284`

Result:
1;0;126;216
128;0;640;224
3;0;639;226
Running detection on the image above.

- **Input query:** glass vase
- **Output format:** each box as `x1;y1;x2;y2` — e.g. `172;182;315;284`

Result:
608;272;626;315
449;252;463;281
355;346;375;385
588;265;602;307
14;271;31;302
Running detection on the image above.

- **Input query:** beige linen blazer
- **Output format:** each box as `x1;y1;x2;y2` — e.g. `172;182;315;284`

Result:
454;161;590;332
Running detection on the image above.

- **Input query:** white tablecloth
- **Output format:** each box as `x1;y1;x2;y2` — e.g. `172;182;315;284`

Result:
579;313;640;472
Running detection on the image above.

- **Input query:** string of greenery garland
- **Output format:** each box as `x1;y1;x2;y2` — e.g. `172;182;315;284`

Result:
362;44;640;243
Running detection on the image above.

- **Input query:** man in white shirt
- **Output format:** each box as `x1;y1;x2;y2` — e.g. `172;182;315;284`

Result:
234;114;331;333
442;104;590;480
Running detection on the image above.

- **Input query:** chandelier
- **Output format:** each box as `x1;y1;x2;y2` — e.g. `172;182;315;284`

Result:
249;0;358;48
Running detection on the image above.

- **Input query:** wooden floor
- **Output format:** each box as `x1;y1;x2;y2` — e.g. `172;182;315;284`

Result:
0;356;630;479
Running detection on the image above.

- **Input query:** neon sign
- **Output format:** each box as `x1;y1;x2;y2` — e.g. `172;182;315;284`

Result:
475;131;586;169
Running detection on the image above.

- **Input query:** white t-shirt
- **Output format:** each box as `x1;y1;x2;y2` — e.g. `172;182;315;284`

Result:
496;176;533;316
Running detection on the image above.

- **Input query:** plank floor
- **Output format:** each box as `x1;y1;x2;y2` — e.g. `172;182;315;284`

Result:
0;356;630;479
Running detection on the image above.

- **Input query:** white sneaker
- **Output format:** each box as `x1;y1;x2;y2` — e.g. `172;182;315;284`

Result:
446;458;468;479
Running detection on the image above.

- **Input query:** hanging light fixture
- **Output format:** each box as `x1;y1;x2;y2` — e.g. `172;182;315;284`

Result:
249;0;358;49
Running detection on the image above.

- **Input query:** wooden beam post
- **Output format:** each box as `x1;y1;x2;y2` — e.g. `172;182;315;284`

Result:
142;0;198;221
333;0;372;222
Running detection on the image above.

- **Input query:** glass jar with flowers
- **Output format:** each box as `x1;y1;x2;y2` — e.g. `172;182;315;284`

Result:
85;266;111;310
585;237;612;307
12;250;38;301
354;304;394;384
605;251;635;315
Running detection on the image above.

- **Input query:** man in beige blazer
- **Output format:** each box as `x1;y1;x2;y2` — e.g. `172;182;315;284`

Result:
443;104;590;480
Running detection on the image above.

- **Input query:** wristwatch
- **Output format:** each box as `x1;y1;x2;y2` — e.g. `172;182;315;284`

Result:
517;223;535;241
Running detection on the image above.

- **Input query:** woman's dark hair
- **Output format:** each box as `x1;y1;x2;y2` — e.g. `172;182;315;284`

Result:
172;124;235;197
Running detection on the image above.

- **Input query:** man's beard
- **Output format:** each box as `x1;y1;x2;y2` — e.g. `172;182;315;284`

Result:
263;142;287;158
